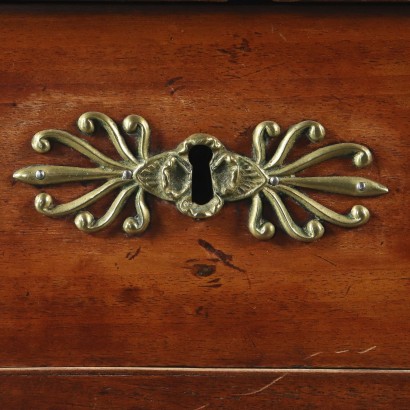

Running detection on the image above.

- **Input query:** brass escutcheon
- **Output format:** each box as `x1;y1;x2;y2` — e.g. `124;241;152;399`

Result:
13;112;388;241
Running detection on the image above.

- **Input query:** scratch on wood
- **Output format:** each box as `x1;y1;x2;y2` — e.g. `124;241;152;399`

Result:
193;404;209;410
233;374;287;396
344;284;353;297
126;246;141;261
165;76;183;86
200;283;222;289
358;346;377;354
315;254;337;267
278;32;288;42
335;349;350;354
197;239;245;273
271;24;287;42
198;239;251;288
165;76;184;95
304;351;322;360
247;334;257;349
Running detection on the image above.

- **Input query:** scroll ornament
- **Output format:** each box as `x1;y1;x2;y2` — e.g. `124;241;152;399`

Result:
13;112;388;242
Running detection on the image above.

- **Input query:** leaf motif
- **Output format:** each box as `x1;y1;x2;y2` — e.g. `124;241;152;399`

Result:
214;154;267;201
136;153;191;201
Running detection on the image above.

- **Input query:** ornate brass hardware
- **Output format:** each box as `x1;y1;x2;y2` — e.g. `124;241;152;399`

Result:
13;112;388;241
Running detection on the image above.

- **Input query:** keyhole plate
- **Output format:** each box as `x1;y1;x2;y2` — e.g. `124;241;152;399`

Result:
170;134;230;219
188;144;214;205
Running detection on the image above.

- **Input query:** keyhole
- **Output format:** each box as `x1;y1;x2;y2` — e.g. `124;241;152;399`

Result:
188;145;214;205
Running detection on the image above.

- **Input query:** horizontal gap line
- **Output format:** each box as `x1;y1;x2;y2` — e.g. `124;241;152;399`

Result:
0;367;410;376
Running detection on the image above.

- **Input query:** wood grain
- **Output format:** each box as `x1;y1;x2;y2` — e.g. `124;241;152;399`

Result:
1;370;410;409
0;2;409;374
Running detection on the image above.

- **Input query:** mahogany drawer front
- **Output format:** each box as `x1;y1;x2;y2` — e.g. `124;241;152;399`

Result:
0;3;409;408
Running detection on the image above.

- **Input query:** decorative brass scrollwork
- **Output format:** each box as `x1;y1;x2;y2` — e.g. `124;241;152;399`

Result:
13;112;388;241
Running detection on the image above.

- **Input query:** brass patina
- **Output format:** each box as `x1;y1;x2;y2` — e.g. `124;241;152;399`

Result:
13;112;388;241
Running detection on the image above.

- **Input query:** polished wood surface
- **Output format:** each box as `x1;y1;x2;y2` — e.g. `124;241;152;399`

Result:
1;370;410;409
0;2;409;408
